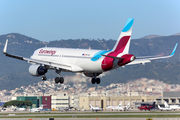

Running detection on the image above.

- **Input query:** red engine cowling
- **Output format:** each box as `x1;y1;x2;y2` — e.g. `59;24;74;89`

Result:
118;54;135;66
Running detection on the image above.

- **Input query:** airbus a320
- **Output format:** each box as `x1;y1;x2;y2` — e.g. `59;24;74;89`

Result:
3;18;178;84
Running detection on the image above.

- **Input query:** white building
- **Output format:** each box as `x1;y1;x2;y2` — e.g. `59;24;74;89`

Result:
70;93;79;108
51;93;69;109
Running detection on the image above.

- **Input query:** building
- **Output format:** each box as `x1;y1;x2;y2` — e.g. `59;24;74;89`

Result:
70;93;79;108
42;96;51;109
37;96;42;107
13;93;77;110
79;95;158;110
127;92;143;96
17;96;38;108
51;93;69;109
155;91;180;105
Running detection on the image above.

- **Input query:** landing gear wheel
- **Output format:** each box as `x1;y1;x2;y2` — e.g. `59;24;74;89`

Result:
55;77;60;84
41;76;47;81
60;77;64;84
55;69;64;84
96;78;100;84
91;78;95;84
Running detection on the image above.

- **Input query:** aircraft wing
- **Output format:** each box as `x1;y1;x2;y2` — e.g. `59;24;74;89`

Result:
3;39;83;72
127;43;178;65
24;58;74;71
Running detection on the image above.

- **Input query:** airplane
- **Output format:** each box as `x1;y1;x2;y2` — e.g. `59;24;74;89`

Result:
106;105;115;110
158;104;172;111
138;102;155;111
124;102;130;111
111;104;126;111
3;18;178;84
89;104;102;112
29;105;43;112
63;106;74;112
17;107;26;111
111;102;130;111
164;101;180;111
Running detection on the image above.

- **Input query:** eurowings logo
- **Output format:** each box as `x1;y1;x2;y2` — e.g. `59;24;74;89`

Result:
39;49;56;56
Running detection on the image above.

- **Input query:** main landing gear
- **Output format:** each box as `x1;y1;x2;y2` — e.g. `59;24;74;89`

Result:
41;69;64;84
91;78;100;84
55;77;64;84
55;69;64;84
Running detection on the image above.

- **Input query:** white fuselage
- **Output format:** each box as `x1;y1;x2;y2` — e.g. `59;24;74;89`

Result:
112;105;126;111
18;108;26;111
168;105;180;110
164;102;180;110
30;47;122;73
106;106;115;110
29;108;40;112
158;105;172;111
90;106;102;111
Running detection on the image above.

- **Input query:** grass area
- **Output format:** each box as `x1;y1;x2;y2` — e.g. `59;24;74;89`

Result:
0;110;180;119
1;114;180;118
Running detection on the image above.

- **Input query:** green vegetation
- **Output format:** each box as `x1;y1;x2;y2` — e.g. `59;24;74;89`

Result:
1;114;180;118
3;100;32;108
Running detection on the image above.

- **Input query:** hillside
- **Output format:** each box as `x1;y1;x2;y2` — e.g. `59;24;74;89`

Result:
0;33;180;90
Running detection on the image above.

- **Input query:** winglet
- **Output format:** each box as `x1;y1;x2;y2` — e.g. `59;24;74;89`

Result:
170;43;178;56
3;39;8;54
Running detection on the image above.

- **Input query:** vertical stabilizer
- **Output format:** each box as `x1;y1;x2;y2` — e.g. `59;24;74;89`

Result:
164;101;169;108
112;18;134;54
126;102;130;110
89;104;92;108
39;105;43;109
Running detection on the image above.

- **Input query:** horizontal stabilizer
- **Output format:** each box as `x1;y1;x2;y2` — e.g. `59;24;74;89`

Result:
101;54;124;60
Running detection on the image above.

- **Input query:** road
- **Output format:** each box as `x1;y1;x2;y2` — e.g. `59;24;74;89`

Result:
0;118;179;120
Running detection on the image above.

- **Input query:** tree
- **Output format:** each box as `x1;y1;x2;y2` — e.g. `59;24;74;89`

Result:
3;100;32;108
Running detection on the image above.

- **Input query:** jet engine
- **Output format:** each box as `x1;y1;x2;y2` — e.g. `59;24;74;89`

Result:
29;64;48;76
118;54;135;66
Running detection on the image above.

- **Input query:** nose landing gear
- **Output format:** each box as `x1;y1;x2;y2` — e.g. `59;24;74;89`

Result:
41;75;47;81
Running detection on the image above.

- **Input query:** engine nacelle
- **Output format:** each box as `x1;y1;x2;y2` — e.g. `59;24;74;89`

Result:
29;64;48;76
118;54;135;66
84;73;101;78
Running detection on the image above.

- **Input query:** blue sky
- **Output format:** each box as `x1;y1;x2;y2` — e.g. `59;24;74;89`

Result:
0;0;180;42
